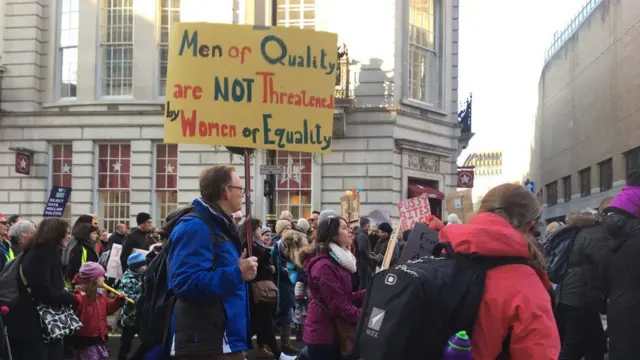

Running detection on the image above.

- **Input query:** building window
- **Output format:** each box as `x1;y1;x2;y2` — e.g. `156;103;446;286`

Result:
275;151;312;219
98;144;131;231
100;0;134;96
408;0;441;106
580;167;591;197
51;144;73;222
546;181;558;206
563;175;571;203
599;158;613;192
627;146;640;173
59;0;79;98
155;144;178;225
158;0;180;96
277;0;316;29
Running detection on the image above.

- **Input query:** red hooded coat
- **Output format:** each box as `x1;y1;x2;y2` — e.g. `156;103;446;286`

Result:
438;213;560;360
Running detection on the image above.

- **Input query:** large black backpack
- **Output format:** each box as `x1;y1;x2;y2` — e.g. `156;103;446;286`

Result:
137;206;216;349
542;224;580;284
354;242;527;360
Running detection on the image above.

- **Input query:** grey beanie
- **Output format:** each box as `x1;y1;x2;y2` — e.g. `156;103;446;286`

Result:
318;209;338;225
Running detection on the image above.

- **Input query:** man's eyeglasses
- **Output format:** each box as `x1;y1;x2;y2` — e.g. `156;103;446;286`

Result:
228;185;245;194
0;221;8;226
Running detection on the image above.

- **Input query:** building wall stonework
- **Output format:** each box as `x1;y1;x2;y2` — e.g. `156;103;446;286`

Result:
0;0;464;225
531;0;640;219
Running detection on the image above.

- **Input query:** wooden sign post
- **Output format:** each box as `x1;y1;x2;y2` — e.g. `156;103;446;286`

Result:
380;222;402;271
340;192;360;224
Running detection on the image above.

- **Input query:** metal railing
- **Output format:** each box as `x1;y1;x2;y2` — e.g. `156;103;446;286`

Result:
544;0;602;63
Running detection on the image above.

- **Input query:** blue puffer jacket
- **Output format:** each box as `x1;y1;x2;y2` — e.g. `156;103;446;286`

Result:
167;198;248;355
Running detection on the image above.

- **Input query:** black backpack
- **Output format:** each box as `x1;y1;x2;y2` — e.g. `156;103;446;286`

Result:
137;206;216;349
354;242;527;360
543;224;580;284
0;254;23;308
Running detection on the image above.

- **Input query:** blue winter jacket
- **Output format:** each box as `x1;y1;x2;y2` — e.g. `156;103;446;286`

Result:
167;198;248;354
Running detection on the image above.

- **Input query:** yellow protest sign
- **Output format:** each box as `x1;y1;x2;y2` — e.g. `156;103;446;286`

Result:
163;23;338;153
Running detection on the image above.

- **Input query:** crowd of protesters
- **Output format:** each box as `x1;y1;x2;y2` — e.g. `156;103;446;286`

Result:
0;167;639;360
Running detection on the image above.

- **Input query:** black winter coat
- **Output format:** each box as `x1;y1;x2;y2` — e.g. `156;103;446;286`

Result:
557;212;611;310
355;228;375;291
601;207;640;359
66;239;100;283
4;244;77;340
120;228;151;272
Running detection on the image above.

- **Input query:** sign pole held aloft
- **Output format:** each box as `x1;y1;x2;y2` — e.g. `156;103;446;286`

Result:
380;223;402;271
244;148;253;257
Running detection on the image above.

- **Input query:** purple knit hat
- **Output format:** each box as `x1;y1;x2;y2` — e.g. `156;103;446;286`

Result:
609;185;640;218
78;261;106;280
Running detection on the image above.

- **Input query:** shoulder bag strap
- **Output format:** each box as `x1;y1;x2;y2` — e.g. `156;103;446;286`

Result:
19;265;31;294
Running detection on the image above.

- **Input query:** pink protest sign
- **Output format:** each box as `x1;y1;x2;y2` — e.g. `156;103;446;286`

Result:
397;194;432;230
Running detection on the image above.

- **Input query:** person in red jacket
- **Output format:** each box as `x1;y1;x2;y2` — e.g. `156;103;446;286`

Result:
439;183;560;360
72;261;124;360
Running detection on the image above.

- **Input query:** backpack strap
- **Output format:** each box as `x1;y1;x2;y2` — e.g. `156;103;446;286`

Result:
182;210;219;269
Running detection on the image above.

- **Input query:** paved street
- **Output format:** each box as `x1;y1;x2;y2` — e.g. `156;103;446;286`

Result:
99;316;609;359
105;334;304;360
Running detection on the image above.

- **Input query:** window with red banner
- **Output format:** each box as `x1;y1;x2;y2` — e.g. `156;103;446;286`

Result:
155;143;178;225
275;151;313;220
98;143;131;231
51;143;73;222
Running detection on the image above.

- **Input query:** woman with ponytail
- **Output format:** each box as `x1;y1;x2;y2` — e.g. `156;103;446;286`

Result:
438;183;560;359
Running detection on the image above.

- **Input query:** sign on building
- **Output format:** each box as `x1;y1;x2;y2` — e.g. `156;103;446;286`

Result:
259;164;283;175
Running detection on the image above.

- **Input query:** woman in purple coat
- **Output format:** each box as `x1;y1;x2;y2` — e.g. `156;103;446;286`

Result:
299;215;366;360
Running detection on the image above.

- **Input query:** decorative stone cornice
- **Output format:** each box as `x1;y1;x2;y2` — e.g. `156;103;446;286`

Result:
394;138;457;157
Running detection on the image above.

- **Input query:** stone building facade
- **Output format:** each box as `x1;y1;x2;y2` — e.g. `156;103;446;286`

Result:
530;0;640;222
0;0;466;228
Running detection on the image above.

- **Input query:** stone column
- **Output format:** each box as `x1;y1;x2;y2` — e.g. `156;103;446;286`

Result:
612;153;627;186
177;143;206;205
71;140;95;218
76;0;99;101
2;0;47;110
571;171;580;200
129;140;153;224
132;0;157;100
590;165;600;195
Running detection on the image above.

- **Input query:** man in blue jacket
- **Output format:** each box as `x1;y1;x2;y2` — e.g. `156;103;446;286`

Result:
168;165;258;359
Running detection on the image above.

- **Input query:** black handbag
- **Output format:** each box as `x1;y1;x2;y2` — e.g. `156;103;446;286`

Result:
19;266;82;343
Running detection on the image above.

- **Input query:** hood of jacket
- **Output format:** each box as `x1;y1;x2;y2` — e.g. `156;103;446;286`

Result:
438;212;531;258
192;198;239;243
602;207;640;251
162;199;239;245
303;251;329;273
565;211;600;229
609;185;640;218
281;230;309;264
439;212;552;289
